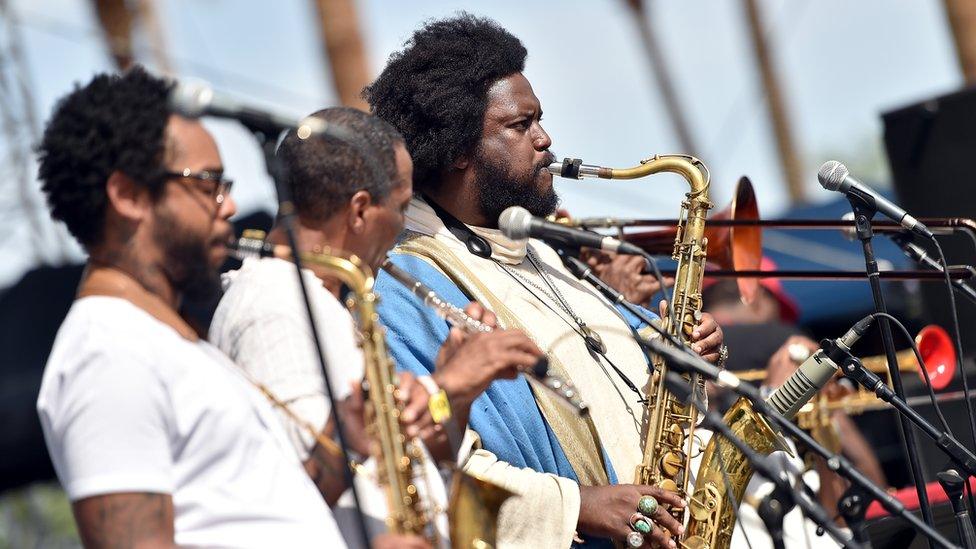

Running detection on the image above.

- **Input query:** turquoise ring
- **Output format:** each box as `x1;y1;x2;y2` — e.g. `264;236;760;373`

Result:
638;495;659;516
630;512;653;534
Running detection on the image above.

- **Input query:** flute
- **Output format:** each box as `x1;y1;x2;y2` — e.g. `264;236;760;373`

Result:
382;259;589;416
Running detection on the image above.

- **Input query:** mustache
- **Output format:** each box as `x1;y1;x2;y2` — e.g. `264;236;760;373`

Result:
535;151;557;174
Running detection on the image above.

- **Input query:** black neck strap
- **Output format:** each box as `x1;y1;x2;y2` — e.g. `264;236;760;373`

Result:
422;194;493;259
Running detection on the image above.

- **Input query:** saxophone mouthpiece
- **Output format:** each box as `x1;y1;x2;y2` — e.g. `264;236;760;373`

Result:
546;157;610;180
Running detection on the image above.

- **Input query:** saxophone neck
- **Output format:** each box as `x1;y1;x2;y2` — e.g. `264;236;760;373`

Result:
548;154;711;201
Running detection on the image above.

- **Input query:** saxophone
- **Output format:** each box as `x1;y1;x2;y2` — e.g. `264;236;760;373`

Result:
549;157;779;549
230;231;510;548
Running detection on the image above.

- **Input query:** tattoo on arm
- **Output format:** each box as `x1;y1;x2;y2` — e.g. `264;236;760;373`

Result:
72;492;175;549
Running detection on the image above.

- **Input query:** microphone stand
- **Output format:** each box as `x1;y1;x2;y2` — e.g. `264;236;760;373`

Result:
661;369;856;549
847;198;935;534
890;233;976;306
557;250;961;549
557;252;856;548
835;347;976;478
939;469;976;549
254;134;372;547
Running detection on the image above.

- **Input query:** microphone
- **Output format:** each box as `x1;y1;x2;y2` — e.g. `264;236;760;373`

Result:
498;206;646;255
169;80;329;138
818;161;933;239
765;316;874;418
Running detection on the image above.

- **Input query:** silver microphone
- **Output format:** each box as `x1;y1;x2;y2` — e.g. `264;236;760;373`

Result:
169;80;329;138
499;206;646;255
818;161;933;239
765;317;874;418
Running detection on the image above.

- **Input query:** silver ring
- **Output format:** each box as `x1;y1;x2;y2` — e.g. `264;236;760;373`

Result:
627;531;644;548
717;344;730;369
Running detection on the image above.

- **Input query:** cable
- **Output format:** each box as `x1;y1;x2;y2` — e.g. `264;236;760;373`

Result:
714;433;757;549
868;312;951;433
638;251;676;328
930;238;976;450
931;237;976;523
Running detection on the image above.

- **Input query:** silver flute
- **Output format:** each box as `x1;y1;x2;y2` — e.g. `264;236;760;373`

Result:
382;259;589;416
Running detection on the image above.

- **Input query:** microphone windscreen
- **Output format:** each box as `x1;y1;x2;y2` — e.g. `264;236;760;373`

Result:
818;160;849;191
498;206;532;240
169;80;212;118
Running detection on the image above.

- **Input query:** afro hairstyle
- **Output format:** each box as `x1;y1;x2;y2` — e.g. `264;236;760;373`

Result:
37;65;172;249
363;13;527;193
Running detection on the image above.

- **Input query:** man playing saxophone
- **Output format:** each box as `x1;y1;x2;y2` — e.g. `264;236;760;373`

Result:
365;13;724;548
34;67;424;549
210;106;543;545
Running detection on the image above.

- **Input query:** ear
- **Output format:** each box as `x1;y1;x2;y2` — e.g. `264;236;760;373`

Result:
105;170;152;223
452;153;469;170
347;190;374;234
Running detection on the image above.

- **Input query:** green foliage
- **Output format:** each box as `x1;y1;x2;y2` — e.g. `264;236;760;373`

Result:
0;483;80;549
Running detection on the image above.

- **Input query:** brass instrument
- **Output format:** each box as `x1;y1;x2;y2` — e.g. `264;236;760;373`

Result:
230;231;431;537
230;231;511;548
563;177;763;303
381;258;590;416
552;156;722;543
551;157;781;549
564;216;976;281
736;325;956;445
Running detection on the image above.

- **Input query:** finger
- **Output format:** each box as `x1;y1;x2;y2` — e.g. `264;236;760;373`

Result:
637;486;686;508
498;350;546;372
644;521;678;549
489;331;543;355
691;316;717;340
463;301;486;321
650;505;684;538
658;299;668;319
480;308;498;329
692;331;723;355
701;352;720;364
401;383;429;425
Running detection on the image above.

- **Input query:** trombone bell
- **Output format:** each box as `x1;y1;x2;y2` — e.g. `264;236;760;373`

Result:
735;324;957;390
623;177;762;303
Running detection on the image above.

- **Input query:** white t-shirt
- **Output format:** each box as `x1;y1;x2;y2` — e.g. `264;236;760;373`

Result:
37;296;344;548
210;257;364;461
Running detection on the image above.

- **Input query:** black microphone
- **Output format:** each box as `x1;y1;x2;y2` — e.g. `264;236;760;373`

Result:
498;206;646;255
169;80;329;138
818;161;933;239
765;316;874;418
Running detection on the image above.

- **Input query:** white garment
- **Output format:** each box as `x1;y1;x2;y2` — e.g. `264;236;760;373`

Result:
37;296;340;548
211;256;450;547
405;197;655;479
398;197;664;548
210;257;362;460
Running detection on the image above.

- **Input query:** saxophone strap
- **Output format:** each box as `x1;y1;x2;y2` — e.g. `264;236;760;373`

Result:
393;232;612;487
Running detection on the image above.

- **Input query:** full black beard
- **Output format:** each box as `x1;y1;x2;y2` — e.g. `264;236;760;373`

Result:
473;152;559;226
153;208;221;304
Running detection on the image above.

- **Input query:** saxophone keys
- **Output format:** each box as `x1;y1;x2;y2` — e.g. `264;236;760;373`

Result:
688;484;721;521
657;478;680;493
659;450;684;477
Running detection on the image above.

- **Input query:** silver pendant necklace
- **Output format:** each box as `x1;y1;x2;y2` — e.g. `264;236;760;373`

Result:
504;246;607;355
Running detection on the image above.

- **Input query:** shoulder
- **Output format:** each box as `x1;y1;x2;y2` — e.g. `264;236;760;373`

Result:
214;257;343;330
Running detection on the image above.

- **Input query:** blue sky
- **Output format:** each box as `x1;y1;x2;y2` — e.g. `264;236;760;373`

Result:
0;0;962;287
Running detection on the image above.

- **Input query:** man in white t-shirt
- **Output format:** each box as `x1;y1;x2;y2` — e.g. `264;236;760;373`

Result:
35;67;426;549
210;107;545;516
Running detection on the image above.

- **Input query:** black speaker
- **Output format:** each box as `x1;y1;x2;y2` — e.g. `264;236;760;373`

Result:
882;87;976;352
